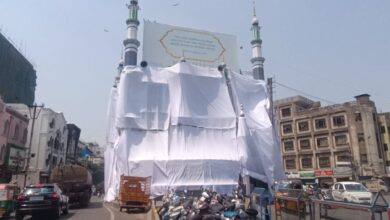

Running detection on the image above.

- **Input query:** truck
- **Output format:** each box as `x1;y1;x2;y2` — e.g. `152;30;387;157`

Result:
49;165;93;207
119;175;151;212
360;179;389;193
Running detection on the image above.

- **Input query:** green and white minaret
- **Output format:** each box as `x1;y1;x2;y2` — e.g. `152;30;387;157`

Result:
123;0;140;66
250;1;265;80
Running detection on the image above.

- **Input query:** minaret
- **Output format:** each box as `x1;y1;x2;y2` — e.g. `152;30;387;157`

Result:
123;0;140;66
250;1;265;80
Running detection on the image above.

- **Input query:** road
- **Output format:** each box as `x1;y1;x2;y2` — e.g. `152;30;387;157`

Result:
6;194;390;220
7;196;153;220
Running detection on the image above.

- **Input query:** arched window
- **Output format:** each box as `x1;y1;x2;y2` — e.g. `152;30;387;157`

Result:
13;124;20;139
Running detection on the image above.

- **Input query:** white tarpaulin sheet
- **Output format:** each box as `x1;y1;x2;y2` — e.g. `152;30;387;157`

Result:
104;61;284;201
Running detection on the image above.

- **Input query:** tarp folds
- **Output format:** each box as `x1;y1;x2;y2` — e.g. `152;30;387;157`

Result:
104;87;119;202
116;66;171;130
168;63;236;129
229;71;285;184
104;62;285;200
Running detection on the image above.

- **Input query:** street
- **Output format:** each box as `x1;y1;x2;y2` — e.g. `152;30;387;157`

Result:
5;194;390;220
9;196;156;220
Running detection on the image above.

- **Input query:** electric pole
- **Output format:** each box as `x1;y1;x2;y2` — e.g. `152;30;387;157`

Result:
23;103;44;188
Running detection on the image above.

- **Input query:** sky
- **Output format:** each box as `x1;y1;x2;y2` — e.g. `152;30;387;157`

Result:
0;0;389;146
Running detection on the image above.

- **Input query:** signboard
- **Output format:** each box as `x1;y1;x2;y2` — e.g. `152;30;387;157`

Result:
285;172;300;179
142;21;239;71
299;171;315;179
7;146;25;171
333;167;352;177
315;170;333;177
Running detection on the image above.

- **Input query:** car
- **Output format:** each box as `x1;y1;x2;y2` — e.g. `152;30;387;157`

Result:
361;179;389;193
331;181;372;204
15;183;69;220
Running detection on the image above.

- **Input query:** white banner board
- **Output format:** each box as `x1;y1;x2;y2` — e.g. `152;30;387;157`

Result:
8;146;25;170
142;21;239;71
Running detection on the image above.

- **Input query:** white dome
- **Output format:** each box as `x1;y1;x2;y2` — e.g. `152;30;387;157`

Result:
252;16;259;25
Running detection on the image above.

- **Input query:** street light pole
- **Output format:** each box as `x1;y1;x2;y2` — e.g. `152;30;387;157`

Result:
23;103;44;188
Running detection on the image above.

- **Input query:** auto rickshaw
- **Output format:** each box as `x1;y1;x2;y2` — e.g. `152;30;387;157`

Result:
0;184;19;217
274;180;306;212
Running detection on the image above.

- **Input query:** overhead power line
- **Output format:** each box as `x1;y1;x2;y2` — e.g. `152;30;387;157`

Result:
274;81;337;105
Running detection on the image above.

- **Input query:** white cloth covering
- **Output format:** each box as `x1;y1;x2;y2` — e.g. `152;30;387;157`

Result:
104;87;119;202
230;71;286;184
104;62;285;200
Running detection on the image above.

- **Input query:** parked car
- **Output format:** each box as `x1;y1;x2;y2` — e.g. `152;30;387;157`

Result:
361;179;389;193
331;181;372;204
15;183;69;220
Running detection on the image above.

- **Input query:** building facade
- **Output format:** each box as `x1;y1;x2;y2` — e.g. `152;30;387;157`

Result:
0;98;29;183
7;104;68;185
378;113;390;172
65;124;81;165
0;33;36;106
274;94;386;185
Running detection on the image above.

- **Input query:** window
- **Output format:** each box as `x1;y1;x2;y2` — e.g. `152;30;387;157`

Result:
360;154;368;164
22;128;28;144
285;159;296;169
333;115;346;127
381;126;386;133
318;156;331;168
334;134;348;146
282;124;293;135
355;112;362;122
2;120;9;136
281;107;291;118
52;156;58;166
301;157;313;169
358;133;365;142
14;125;19;139
336;155;350;162
297;121;309;132
13;125;19;139
315;118;327;130
299;139;311;150
283;140;294;152
384;144;388;151
0;145;5;160
316;137;329;148
49;119;55;129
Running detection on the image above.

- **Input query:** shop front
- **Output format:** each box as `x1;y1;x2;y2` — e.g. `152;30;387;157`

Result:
333;167;353;182
299;171;315;184
5;145;26;183
315;170;334;187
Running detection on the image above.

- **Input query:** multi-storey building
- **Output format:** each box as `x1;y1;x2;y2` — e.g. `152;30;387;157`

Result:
0;98;29;183
274;94;386;185
0;32;36;106
7;104;68;185
378;113;390;172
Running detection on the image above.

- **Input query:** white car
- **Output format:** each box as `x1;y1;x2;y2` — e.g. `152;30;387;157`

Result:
331;182;372;204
